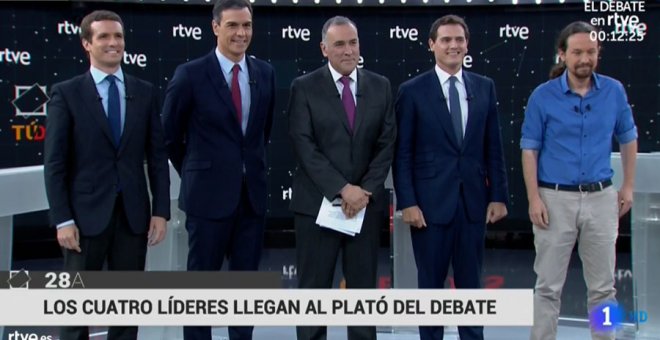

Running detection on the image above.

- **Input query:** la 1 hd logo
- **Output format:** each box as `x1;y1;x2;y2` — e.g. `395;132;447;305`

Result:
589;302;648;332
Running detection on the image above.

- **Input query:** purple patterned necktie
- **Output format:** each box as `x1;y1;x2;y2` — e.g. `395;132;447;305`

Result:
340;76;356;132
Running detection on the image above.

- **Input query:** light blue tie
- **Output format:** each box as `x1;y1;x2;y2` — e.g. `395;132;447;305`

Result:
448;76;463;146
106;75;121;148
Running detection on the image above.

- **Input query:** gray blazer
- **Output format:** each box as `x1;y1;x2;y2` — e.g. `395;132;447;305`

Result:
287;66;396;216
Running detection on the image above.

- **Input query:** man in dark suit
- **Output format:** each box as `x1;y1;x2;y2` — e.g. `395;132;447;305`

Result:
161;0;274;339
288;16;396;340
44;10;170;340
393;15;508;340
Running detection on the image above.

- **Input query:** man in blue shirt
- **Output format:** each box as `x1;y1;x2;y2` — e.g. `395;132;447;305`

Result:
521;21;637;340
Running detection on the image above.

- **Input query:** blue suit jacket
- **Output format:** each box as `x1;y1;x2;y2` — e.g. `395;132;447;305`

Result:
45;72;170;236
393;69;508;224
162;51;275;218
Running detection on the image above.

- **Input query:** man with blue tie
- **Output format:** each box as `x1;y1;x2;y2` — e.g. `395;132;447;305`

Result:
44;10;170;340
393;14;509;340
161;0;275;339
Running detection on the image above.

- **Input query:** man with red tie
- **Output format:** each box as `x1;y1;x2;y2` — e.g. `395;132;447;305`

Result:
161;0;275;339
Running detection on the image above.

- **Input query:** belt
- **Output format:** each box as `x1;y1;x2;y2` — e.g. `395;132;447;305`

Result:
538;179;612;193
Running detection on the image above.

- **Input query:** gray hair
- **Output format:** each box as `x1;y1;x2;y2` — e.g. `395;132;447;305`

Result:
321;16;358;43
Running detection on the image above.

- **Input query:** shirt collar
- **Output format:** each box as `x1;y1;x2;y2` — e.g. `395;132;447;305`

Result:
559;69;601;94
434;65;463;86
328;63;357;84
90;65;124;85
215;48;247;76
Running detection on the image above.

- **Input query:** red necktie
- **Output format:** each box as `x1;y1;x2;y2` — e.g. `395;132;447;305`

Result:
231;64;242;124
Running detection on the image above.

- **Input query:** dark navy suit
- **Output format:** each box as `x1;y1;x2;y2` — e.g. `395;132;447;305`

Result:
45;71;170;340
393;69;508;340
162;51;275;340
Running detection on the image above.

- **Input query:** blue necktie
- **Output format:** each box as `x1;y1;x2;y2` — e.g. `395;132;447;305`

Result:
106;75;121;147
448;76;463;146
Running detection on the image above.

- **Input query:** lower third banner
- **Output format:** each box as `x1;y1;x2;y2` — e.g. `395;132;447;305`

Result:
0;289;532;326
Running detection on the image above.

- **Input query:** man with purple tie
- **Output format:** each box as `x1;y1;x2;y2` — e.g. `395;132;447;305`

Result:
287;16;396;340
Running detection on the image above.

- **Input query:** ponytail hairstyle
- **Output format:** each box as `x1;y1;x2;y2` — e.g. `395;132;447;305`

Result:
549;21;599;79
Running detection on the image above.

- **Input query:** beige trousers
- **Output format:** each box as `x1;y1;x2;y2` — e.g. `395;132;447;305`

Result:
530;186;619;340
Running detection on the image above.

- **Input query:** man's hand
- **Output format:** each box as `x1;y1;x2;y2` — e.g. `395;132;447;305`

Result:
486;202;508;224
148;216;167;246
340;184;370;211
618;185;633;217
57;225;81;253
341;200;357;219
528;195;549;228
402;206;426;228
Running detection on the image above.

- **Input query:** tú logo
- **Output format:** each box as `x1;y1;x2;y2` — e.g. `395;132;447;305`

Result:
389;26;418;41
12;121;45;142
57;20;81;35
281;26;311;41
499;24;529;40
123;52;147;67
0;48;31;65
172;24;202;41
589;302;648;333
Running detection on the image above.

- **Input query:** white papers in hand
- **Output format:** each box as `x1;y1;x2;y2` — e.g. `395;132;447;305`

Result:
315;197;365;236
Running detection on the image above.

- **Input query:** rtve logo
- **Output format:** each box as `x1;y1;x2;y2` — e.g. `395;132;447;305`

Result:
463;55;473;69
124;52;147;68
173;24;202;41
57;20;81;35
56;20;147;67
0;48;31;65
281;26;311;41
389;26;418;41
499;24;529;40
282;187;292;200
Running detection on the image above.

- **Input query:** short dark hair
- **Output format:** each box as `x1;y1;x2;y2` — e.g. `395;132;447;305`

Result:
321;16;357;44
213;0;252;22
80;10;123;43
549;21;599;79
428;14;470;42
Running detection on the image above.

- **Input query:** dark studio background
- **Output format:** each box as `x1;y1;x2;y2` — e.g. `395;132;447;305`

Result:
1;0;657;258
